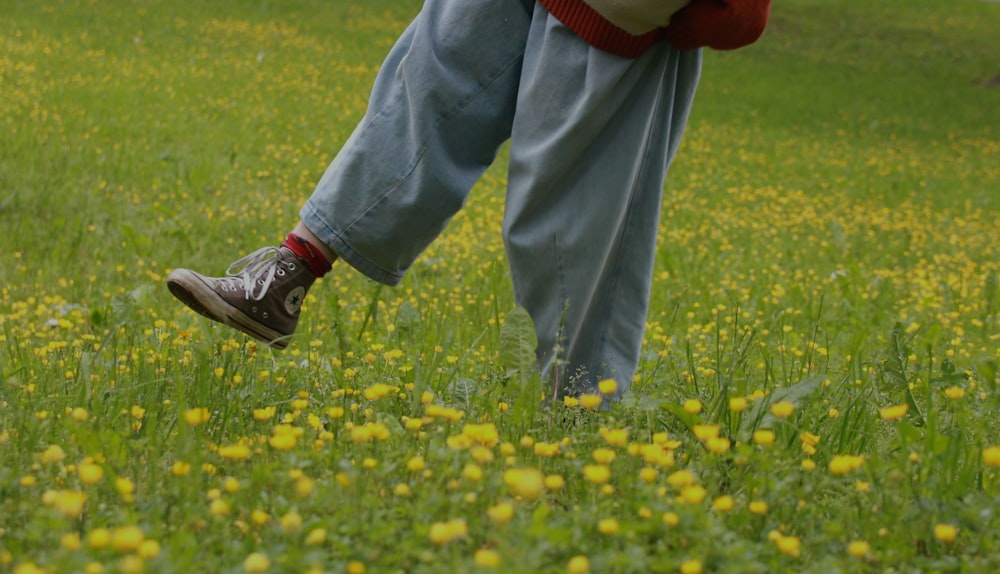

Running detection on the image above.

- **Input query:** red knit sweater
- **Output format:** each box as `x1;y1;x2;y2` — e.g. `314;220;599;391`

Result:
539;0;771;58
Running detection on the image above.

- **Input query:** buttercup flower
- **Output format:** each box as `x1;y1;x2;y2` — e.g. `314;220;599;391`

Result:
504;467;545;500
879;404;908;421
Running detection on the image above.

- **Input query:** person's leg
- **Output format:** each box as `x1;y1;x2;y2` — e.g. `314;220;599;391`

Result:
168;0;535;347
300;0;535;286
504;9;702;398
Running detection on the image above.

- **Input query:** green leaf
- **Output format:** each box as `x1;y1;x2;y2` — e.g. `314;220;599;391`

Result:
394;301;420;333
447;378;477;408
499;306;538;384
500;306;544;427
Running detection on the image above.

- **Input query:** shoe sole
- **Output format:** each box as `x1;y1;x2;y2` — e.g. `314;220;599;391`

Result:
166;269;291;349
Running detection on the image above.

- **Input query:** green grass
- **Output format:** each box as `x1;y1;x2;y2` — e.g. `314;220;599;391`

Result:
2;1;999;572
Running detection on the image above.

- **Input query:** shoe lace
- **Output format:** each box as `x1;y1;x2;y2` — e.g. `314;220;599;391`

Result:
221;247;298;301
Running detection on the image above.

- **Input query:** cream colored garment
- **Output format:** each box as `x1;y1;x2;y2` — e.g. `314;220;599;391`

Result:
583;0;692;35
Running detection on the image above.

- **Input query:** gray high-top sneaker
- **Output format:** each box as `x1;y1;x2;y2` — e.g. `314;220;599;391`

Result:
167;246;317;349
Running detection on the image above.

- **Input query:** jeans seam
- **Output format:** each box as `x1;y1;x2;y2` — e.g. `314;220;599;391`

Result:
589;59;670;371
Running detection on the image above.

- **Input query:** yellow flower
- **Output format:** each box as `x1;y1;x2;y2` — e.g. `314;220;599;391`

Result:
120;556;144;574
592;448;616;464
138;540;160;559
692;425;719;441
545;474;565;491
879;404;908;421
474;549;501;568
706;436;731;454
847;540;870;557
579;394;603;410
407;456;426;472
983;446;1000;468
775;534;801;557
295;476;316;498
583;464;611;484
597;518;619;535
463;464;483;482
61;532;82;551
488;502;515;525
111;525;145;553
770;401;795;418
251;510;270;526
50;489;88;519
209;499;231;516
534;442;562;457
600;427;629;447
566;555;590;574
78;462;105;485
116;478;135;498
13;563;45;574
666;469;696;488
280;511;303;533
305;528;327;545
597;378;618;395
347;561;366;574
679;559;703;574
748;500;768;515
88;528;111;549
219;444;251;460
729;397;748;412
183;407;211;426
428;519;467;545
462;423;500;447
504;468;545;501
713;495;735;512
662;512;680;526
223;476;240;493
683;399;702;414
268;433;296;451
943;386;965;400
753;429;776;446
172;461;191;477
639;467;658;483
680;485;707;505
563;396;579;408
829;454;864;475
41;445;66;464
243;552;271;573
253;407;276;421
934;524;957;543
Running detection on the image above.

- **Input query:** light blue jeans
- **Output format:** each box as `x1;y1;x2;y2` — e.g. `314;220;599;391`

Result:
301;0;701;397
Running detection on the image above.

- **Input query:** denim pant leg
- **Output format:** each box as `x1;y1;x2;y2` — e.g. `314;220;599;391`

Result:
503;15;702;398
300;0;533;285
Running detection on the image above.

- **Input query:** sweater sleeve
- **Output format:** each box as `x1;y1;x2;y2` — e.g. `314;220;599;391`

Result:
664;0;771;51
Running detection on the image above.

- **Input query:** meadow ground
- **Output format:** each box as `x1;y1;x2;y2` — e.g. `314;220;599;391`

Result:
1;0;999;572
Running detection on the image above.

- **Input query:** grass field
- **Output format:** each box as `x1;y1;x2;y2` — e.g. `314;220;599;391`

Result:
2;0;999;572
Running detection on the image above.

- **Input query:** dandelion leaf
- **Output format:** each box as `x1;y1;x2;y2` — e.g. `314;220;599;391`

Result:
500;306;544;426
447;377;478;406
500;305;538;384
394;301;420;333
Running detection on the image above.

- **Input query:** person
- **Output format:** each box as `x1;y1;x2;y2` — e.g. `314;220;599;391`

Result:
167;0;771;399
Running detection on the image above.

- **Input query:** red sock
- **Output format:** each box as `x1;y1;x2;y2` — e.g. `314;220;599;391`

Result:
282;233;333;277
